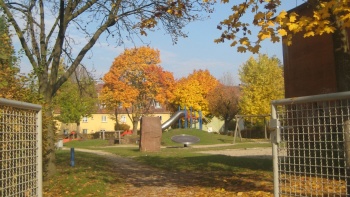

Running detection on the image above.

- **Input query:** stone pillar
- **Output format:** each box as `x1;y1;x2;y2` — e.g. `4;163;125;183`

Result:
139;117;162;152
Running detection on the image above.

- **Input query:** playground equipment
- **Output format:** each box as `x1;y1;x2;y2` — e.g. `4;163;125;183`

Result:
161;106;203;130
233;114;270;143
171;134;200;147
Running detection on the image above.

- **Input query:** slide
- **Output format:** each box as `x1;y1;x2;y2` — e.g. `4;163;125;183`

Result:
161;110;186;130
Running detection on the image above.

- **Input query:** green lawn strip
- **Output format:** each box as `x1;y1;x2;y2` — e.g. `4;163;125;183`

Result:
64;139;109;148
59;137;274;195
97;146;274;193
64;128;271;149
44;150;124;197
161;128;261;145
99;146;272;172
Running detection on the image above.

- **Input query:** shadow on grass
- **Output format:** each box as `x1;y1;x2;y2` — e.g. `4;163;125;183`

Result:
52;149;274;195
126;154;274;193
45;151;125;197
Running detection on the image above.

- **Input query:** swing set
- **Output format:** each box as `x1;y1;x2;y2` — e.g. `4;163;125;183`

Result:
233;114;270;143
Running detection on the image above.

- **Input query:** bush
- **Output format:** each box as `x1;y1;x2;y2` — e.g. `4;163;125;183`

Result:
115;123;130;131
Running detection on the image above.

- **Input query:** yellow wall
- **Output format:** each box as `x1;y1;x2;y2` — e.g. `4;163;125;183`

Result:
55;113;225;134
203;117;225;133
56;113;171;134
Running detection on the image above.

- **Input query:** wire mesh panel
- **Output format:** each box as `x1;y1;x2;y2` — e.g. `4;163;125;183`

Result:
271;92;350;196
0;99;42;197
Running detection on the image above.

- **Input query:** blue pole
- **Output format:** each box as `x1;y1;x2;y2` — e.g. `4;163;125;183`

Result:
199;110;203;130
184;106;187;129
190;107;193;128
70;148;75;167
178;106;181;128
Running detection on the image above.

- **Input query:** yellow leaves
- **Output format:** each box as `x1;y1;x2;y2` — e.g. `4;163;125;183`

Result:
238;54;284;116
140;18;157;29
258;31;270;40
289;12;298;23
276;10;287;21
214;188;226;192
287;23;299;32
303;31;315;37
277;29;287;36
171;69;218;115
215;0;350;54
254;12;265;21
237;46;247;53
239;37;249;46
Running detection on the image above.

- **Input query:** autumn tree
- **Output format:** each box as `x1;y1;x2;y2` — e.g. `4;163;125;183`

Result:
207;72;240;134
0;16;25;100
54;65;98;134
0;0;212;177
238;54;284;118
215;0;350;91
101;46;175;134
171;69;219;115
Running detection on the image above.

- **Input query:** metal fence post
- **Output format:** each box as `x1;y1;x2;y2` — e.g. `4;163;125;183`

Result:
270;103;280;197
344;120;350;195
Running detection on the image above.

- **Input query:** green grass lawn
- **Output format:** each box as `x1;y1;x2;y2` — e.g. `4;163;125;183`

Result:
64;128;269;148
44;151;125;197
51;129;273;196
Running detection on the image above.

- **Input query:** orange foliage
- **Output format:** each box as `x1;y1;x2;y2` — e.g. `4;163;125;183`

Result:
101;46;175;114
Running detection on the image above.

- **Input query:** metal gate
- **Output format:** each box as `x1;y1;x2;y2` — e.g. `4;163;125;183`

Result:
0;98;42;197
270;91;350;196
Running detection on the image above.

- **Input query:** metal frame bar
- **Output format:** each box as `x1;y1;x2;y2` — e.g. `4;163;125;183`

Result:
0;98;42;197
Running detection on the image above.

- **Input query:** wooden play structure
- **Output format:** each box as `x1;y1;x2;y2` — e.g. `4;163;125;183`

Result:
233;114;270;143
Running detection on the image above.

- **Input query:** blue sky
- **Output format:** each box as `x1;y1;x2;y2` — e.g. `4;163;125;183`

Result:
17;1;301;83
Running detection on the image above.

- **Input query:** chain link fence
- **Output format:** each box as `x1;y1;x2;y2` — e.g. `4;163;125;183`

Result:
0;98;42;197
270;92;350;197
270;92;350;196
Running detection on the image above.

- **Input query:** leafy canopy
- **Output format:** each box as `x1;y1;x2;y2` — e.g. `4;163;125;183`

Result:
54;65;98;125
171;69;218;115
214;0;350;53
101;46;175;131
238;54;284;117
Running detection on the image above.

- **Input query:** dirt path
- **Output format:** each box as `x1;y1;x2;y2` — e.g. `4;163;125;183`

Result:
70;146;273;196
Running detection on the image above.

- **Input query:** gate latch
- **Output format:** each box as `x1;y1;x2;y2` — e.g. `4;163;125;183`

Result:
269;119;281;144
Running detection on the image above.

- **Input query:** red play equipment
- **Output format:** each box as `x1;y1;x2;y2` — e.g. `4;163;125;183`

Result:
121;130;133;137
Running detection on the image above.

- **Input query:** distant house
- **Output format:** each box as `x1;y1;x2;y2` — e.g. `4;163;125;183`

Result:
55;82;225;135
282;3;348;97
55;82;172;135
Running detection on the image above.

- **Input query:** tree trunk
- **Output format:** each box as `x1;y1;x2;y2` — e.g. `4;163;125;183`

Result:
132;118;139;135
42;104;56;181
76;122;80;133
332;21;350;92
114;108;119;130
224;119;230;134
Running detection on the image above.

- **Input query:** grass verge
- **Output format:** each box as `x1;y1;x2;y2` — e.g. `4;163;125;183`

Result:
44;151;125;197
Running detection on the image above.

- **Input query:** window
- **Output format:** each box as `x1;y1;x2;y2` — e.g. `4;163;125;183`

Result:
82;129;88;134
102;115;107;122
82;117;88;123
121;115;126;123
99;103;106;110
155;101;161;108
